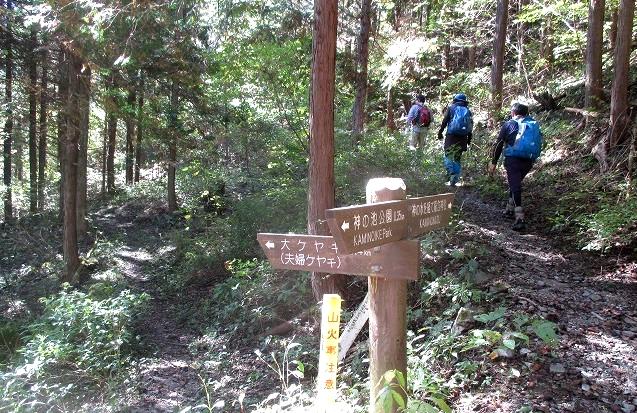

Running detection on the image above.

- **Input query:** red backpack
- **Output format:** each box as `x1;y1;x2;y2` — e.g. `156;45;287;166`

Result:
412;105;433;127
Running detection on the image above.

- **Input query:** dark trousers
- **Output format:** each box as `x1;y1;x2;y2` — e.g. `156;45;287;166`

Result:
504;157;534;206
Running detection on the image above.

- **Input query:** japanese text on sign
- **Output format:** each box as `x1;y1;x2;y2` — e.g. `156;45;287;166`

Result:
316;294;341;412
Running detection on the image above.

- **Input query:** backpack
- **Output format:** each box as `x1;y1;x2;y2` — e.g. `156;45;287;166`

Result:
413;105;433;127
504;117;542;160
447;105;473;135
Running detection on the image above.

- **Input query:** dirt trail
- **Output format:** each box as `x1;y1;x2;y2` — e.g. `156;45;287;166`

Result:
453;189;637;413
94;202;202;411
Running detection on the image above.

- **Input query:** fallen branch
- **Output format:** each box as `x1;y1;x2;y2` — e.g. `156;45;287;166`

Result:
564;107;601;118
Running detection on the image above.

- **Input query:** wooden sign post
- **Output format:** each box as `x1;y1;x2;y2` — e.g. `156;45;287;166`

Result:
365;178;408;413
256;179;454;413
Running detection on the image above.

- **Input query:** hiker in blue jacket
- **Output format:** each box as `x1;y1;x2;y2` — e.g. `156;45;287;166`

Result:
488;102;542;232
437;93;473;186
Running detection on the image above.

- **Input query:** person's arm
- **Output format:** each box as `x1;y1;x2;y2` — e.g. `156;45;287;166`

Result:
490;121;514;165
437;106;451;139
406;105;418;125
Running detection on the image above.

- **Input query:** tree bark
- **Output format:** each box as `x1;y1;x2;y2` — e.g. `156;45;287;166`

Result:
585;0;605;109
167;85;178;212
3;0;14;222
308;0;345;301
491;0;509;122
57;48;68;221
125;89;135;184
135;75;144;183
441;41;451;78
61;48;82;284
352;0;372;138
28;29;38;213
76;64;90;237
610;8;618;53
101;118;107;194
38;45;48;210
468;38;477;71
608;0;635;148
516;0;529;77
386;87;396;131
106;75;117;193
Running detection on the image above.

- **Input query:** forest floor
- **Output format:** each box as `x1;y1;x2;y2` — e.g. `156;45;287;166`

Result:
90;187;636;413
3;187;635;413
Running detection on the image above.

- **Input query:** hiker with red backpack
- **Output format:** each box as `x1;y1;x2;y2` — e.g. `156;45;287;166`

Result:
437;93;474;186
406;94;433;151
488;102;542;232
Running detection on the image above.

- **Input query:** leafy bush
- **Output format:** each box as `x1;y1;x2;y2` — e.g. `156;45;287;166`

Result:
577;196;637;252
20;284;149;377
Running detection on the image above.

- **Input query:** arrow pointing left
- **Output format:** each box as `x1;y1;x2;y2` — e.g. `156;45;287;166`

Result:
341;221;350;231
265;241;275;249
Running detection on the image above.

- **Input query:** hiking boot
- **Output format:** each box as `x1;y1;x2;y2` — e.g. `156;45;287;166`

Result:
502;198;515;219
512;207;526;232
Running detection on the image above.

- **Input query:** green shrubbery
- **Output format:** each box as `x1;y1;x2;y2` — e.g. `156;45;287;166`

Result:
0;284;149;411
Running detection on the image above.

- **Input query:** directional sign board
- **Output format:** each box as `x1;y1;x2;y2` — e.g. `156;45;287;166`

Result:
325;193;454;254
257;233;419;280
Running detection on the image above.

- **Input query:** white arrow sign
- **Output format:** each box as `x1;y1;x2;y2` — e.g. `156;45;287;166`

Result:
265;241;275;249
341;221;350;231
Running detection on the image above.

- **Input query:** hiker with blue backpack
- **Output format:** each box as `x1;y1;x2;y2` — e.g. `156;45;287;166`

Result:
406;94;433;150
488;102;542;232
437;93;473;186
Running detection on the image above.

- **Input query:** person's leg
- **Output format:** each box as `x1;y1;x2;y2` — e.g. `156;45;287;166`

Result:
409;130;418;150
452;147;462;185
505;157;526;231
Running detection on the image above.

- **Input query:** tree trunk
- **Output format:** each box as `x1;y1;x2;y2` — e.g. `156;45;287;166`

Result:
468;38;477;71
386;87;396;131
135;75;144;183
57;48;68;221
15;132;23;182
608;0;635;148
516;0;529;77
101;118;107;194
3;0;14;222
167;85;178;212
28;29;38;213
125;89;135;184
441;41;451;78
585;0;605;109
352;0;372;138
106;75;117;193
38;45;48;211
76;64;90;237
308;0;345;301
61;48;82;284
491;0;509;122
610;8;618;53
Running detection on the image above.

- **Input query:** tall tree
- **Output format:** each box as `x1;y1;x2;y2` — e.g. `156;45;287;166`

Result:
516;0;529;77
308;0;345;301
76;64;91;237
352;0;372;138
135;74;144;183
3;0;14;222
38;43;48;210
167;84;179;212
61;47;83;283
125;88;135;184
585;0;605;109
608;0;635;147
106;75;117;193
57;47;68;220
386;87;396;130
28;28;38;213
491;0;508;122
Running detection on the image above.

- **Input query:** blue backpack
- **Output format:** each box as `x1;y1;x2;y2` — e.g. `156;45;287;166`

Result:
504;117;542;160
447;105;473;135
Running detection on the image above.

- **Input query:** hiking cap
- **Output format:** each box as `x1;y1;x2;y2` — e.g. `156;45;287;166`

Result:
453;93;467;102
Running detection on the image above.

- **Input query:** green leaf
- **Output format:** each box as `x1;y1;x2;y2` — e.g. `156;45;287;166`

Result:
391;389;406;409
474;307;506;323
430;396;452;413
395;370;406;388
503;338;516;349
531;320;559;346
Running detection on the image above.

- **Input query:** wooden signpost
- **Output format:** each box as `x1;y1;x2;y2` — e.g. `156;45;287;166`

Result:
256;178;454;413
324;193;454;254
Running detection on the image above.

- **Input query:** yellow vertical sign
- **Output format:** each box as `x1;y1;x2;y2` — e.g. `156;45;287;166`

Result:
316;294;342;412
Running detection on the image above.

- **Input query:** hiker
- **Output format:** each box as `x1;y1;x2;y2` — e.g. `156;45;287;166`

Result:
437;93;473;186
406;94;433;151
488;102;542;232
